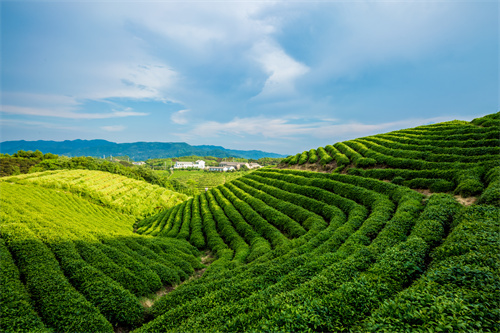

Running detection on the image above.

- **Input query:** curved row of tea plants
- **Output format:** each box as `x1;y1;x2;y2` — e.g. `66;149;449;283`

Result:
133;166;499;332
281;112;500;199
1;169;188;217
0;181;202;332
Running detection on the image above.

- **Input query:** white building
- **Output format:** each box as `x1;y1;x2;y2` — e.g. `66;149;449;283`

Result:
219;162;262;170
208;166;235;172
174;160;205;169
132;161;146;166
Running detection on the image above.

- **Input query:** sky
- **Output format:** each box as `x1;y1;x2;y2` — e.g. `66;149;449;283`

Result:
1;0;498;155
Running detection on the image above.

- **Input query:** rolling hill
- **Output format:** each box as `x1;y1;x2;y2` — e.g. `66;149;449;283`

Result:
1;112;498;332
1;169;188;217
0;180;202;332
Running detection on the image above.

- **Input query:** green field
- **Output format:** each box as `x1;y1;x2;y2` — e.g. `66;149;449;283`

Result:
1;112;499;332
0;180;202;332
1;169;188;217
165;168;254;194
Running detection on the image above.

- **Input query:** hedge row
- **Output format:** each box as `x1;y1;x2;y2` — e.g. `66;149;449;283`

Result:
343;140;481;170
298;151;309;165
362;135;500;157
0;239;48;332
1;224;113;332
136;172;399;332
348;167;457;182
364;205;499;332
232;179;328;233
176;198;193;240
206;190;250;263
39;232;144;327
376;133;499;148
308;149;318;163
355;138;498;164
164;202;185;237
149;208;174;236
334;142;376;167
158;205;181;237
478;166;500;206
227;179;309;237
222;184;291;249
317;146;333;165
222;181;423;331
212;187;271;262
188;196;206;249
139;171;392;331
325;145;350;166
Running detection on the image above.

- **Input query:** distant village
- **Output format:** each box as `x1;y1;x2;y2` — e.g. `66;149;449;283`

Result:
171;160;262;172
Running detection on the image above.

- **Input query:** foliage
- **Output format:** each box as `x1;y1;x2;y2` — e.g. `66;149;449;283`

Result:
0;181;202;331
2;112;499;332
1;169;188;217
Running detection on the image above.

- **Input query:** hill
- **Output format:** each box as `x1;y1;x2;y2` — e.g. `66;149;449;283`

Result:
0;180;202;332
1;169;189;217
133;112;499;332
0;140;286;160
1;112;498;332
281;112;500;202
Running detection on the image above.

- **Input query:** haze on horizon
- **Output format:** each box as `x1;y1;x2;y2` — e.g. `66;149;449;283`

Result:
1;0;497;155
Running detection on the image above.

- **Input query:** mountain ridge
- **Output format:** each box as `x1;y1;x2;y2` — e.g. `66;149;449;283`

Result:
0;139;286;160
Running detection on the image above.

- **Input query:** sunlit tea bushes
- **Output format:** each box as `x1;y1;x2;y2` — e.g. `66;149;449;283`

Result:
1;169;188;217
0;181;202;332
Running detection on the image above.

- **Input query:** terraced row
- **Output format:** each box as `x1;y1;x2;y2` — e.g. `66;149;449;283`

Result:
0;182;202;332
1;169;189;217
134;168;498;331
281;112;500;202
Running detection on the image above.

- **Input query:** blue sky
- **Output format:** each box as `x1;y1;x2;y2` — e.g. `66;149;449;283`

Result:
1;1;498;155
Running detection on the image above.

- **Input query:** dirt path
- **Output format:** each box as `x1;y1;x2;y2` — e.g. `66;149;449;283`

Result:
139;251;214;310
114;251;215;333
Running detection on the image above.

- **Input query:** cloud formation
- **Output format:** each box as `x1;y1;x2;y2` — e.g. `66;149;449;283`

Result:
101;125;126;132
1;105;148;120
1;1;496;153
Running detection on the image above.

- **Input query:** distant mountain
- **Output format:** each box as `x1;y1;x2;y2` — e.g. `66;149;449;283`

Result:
0;140;286;160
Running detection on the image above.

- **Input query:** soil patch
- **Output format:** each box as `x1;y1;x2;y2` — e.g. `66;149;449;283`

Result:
414;189;433;196
454;195;478;206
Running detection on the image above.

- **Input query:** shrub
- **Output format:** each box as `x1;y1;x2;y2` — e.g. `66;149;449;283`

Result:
429;179;454;193
391;177;404;185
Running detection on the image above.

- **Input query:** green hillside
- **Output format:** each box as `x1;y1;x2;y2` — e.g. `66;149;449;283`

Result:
0;181;202;332
1;169;188;217
282;112;500;201
134;112;499;332
1;112;498;332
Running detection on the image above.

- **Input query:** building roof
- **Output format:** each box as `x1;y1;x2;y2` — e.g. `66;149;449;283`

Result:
219;162;242;166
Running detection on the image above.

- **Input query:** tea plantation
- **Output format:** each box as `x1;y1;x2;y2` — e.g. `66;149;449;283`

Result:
1;169;188;217
1;112;498;332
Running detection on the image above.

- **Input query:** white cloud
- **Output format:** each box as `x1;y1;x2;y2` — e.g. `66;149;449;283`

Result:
101;125;126;132
185;115;462;141
0;119;82;132
0;105;148;119
251;39;309;99
171;109;190;125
